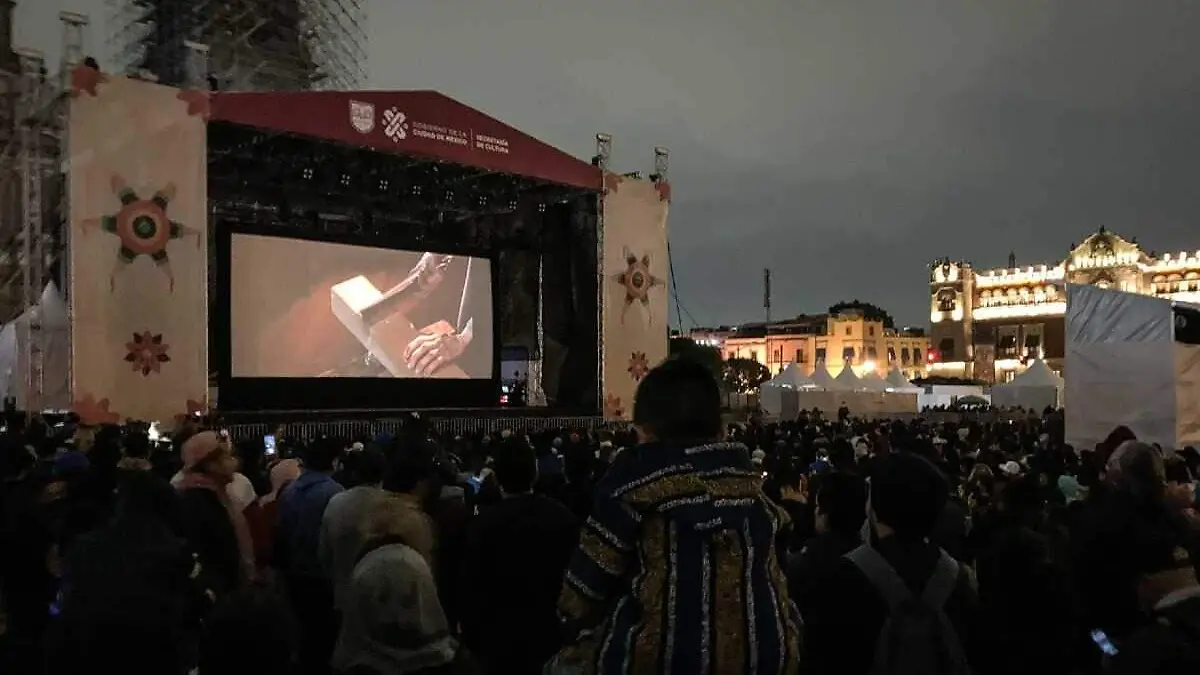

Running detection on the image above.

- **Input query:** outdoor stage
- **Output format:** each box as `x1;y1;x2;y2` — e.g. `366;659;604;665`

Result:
62;67;672;427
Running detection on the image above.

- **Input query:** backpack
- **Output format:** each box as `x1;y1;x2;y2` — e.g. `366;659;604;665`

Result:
845;544;970;675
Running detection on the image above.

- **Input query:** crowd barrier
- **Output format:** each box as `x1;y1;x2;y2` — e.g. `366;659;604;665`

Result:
224;414;611;442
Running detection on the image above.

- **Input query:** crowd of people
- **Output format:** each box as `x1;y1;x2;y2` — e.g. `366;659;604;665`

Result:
1;358;1199;674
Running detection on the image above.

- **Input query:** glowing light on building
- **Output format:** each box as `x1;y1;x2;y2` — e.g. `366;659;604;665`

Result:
970;301;1068;321
974;264;1065;287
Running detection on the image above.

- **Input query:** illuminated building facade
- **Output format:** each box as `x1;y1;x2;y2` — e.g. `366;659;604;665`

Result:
929;227;1200;382
719;310;929;380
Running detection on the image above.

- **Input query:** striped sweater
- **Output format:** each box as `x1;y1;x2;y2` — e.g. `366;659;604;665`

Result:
556;441;802;675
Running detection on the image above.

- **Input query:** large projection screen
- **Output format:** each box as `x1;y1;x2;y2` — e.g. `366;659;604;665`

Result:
230;234;494;380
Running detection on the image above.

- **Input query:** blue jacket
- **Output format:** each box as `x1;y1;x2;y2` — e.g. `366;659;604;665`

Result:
275;471;343;580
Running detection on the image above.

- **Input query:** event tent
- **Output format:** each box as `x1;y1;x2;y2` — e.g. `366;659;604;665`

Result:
859;370;889;392
1065;283;1200;450
758;362;818;417
810;364;836;389
832;365;862;391
886;367;922;392
990;359;1063;411
0;283;70;410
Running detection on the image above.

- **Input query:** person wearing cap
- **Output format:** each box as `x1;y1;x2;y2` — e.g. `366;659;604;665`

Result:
176;431;255;596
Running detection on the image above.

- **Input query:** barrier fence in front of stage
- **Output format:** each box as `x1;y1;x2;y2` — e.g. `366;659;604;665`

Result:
224;414;613;441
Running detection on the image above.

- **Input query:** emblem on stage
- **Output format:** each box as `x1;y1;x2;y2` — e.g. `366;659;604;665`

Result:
612;246;664;324
350;100;375;134
383;107;408;142
81;174;200;292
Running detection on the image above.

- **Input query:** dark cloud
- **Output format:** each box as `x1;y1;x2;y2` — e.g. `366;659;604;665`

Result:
21;0;1200;326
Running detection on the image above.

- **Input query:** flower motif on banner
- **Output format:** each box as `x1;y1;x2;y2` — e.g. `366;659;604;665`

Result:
173;396;210;428
71;393;121;426
125;331;171;376
604;172;623;194
70;65;108;98
81;174;201;292
612;246;664;324
178;89;212;119
628;351;649;381
655;181;672;202
604;394;625;419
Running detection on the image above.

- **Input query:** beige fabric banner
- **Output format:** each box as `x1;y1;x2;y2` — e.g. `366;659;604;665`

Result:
69;75;208;426
601;175;670;420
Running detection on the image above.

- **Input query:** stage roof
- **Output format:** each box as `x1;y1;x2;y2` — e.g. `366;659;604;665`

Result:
209;90;602;191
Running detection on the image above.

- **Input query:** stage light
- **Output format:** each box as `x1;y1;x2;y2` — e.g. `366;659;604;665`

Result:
537;203;546;213
412;186;422;195
302;168;313;180
378;179;389;191
340;174;351;186
508;200;518;211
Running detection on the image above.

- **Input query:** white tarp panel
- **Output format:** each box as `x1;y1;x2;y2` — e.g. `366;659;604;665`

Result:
774;362;817;389
810;364;836;389
1066;284;1176;450
759;362;819;417
832;365;862;391
1176;344;1200;447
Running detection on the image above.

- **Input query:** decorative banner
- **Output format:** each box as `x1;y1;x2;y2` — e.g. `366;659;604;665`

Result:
601;175;670;420
69;74;208;426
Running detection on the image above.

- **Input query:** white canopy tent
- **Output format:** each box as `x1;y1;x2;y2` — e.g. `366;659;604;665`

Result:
758;362;819;416
991;359;1063;411
832;364;862;391
885;367;922;393
0;283;71;410
810;364;836;389
859;370;889;392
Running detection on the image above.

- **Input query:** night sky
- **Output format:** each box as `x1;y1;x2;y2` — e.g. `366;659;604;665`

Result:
20;0;1200;327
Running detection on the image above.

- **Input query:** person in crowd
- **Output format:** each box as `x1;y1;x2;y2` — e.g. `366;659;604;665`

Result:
275;436;344;675
787;471;867;617
320;447;388;614
244;458;302;575
331;497;468;675
803;452;977;675
1107;520;1200;672
197;585;298;675
550;359;801;675
176;431;255;596
51;470;196;675
172;435;258;512
460;437;578;675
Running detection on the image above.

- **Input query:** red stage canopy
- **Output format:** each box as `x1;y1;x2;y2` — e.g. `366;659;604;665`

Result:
209;90;601;191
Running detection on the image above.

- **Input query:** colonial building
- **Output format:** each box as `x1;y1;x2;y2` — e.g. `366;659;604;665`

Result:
719;310;929;380
929;227;1200;383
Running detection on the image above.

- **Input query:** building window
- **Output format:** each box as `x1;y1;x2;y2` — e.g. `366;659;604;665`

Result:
773;348;782;363
936;288;957;312
887;346;897;362
998;333;1018;359
749;350;759;362
1024;333;1042;359
815;348;826;363
937;338;955;360
901;347;910;364
796;349;807;363
843;347;855;364
845;326;852;336
913;347;922;362
868;325;875;337
866;346;878;361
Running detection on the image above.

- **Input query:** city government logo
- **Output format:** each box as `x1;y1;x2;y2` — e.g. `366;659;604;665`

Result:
383;107;408;142
349;100;375;134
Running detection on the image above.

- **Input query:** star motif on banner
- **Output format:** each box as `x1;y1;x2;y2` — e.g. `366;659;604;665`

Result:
604;394;625;419
81;174;200;292
611;246;664;324
69;65;108;98
655;181;672;202
125;331;171;376
71;392;122;426
178;89;212;119
174;396;210;428
628;351;650;381
604;172;624;194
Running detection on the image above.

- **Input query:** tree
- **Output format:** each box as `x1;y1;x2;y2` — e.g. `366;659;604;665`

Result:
722;357;771;394
669;337;723;378
828;299;895;329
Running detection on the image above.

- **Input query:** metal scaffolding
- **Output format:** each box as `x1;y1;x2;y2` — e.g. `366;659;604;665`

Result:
107;0;366;91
